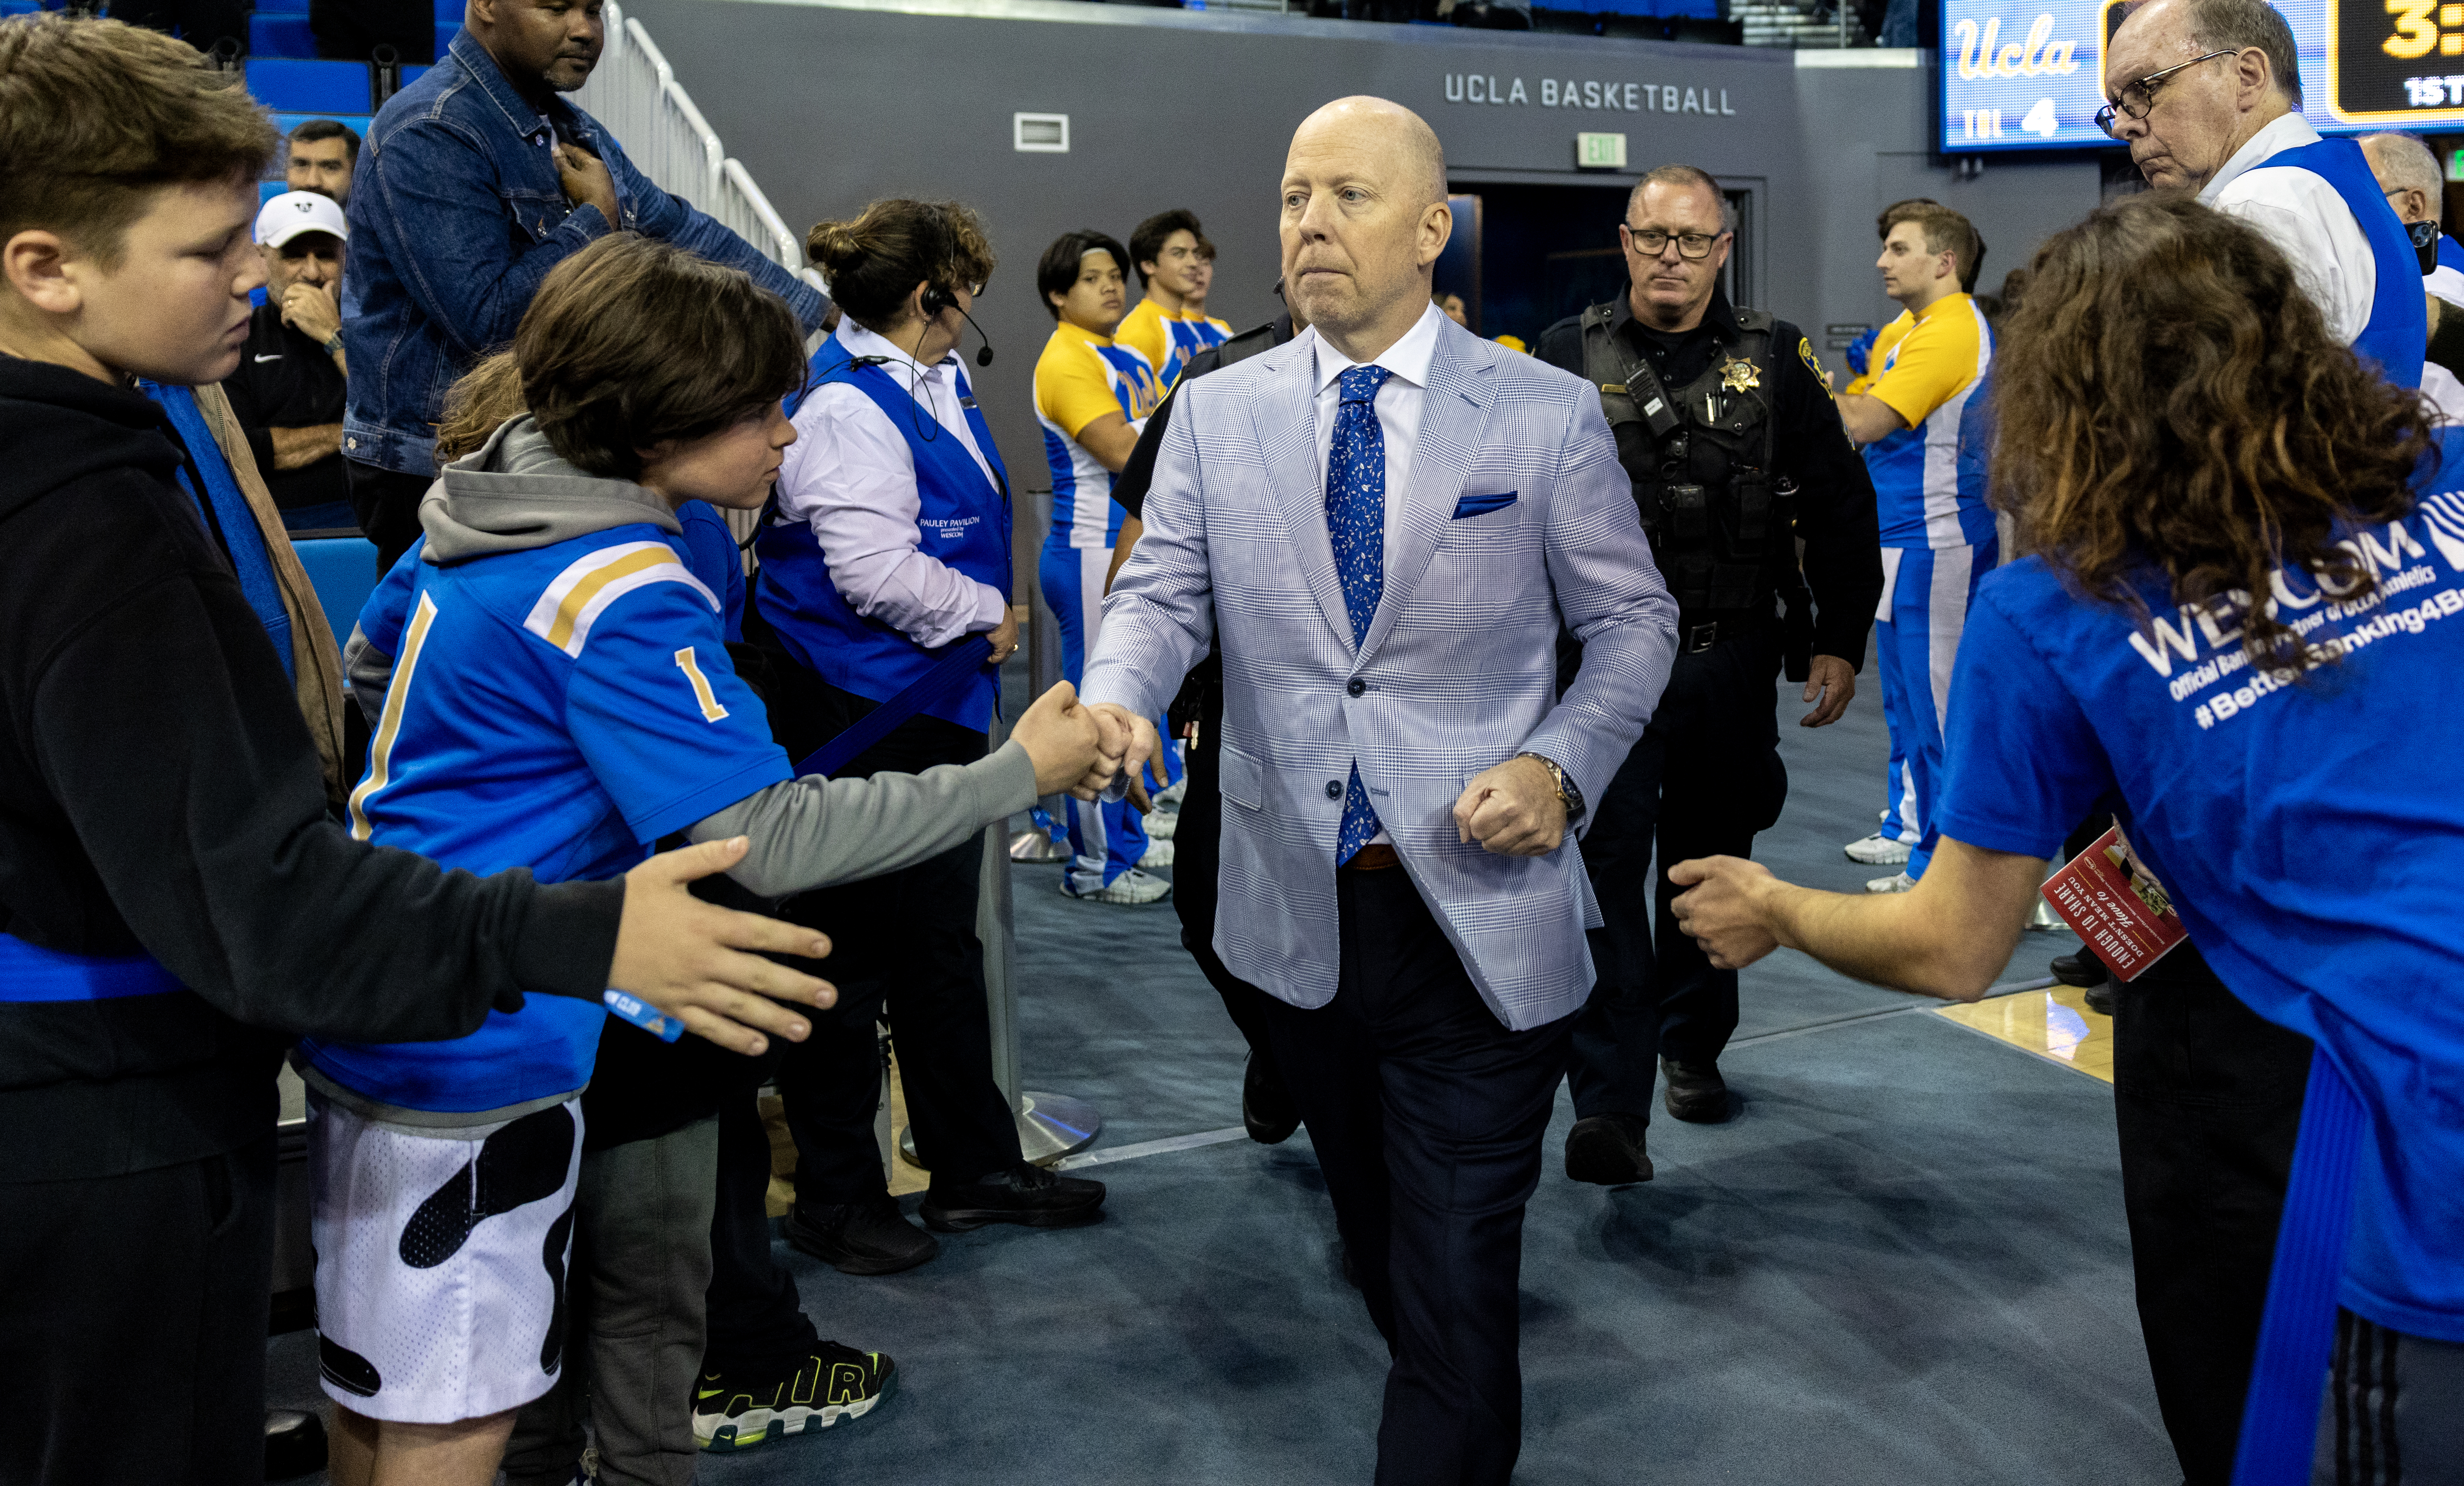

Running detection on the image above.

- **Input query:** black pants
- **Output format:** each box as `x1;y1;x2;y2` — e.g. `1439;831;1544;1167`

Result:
703;1056;820;1383
2114;942;2312;1486
345;459;433;575
1170;663;1280;1061
758;667;1020;1199
1262;867;1572;1486
0;1135;277;1485
1567;625;1786;1120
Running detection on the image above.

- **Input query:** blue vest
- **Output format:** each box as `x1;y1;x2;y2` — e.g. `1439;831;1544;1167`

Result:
756;337;1012;733
2265;137;2427;389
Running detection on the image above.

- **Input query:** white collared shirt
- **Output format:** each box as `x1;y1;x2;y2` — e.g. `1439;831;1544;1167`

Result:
1305;300;1447;846
773;320;1006;649
1307;300;1447;556
2198;111;2376;345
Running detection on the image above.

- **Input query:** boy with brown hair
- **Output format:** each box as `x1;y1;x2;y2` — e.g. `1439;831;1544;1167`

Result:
320;232;1105;1486
0;18;834;1482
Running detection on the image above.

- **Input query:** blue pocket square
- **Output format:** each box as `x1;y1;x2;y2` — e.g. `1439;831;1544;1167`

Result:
1452;490;1518;520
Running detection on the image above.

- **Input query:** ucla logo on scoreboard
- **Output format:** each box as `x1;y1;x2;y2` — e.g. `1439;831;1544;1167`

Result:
1951;12;2083;77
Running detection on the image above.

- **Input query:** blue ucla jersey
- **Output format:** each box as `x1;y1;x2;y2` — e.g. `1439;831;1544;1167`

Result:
301;527;792;1114
676;499;746;643
1934;430;2464;1339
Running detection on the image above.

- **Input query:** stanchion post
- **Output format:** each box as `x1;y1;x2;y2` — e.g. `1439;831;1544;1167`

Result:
1011;490;1071;861
897;707;1103;1168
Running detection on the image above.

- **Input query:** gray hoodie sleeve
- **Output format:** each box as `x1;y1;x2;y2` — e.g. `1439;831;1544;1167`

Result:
343;624;394;727
689;739;1040;898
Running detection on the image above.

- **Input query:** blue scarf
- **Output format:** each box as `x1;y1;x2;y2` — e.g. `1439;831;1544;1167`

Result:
139;382;295;685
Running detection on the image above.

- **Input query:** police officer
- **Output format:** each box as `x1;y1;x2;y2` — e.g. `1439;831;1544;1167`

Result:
1536;163;1882;1182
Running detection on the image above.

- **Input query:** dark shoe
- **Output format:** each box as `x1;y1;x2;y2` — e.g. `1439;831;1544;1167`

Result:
263;1409;327;1481
783;1195;939;1276
693;1343;894;1451
1661;1058;1732;1124
919;1160;1106;1232
1564;1113;1654;1185
2050;948;2111;987
2084;981;2118;1017
1243;1052;1300;1145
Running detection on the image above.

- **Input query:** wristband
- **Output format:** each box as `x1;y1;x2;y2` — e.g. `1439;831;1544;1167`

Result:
322;333;343;357
603;987;684;1042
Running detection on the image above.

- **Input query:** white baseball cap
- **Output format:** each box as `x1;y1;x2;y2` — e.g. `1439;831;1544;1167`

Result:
255;190;349;249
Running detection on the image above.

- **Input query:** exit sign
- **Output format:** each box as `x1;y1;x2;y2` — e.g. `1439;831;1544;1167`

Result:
2450;147;2464;182
1576;131;1627;170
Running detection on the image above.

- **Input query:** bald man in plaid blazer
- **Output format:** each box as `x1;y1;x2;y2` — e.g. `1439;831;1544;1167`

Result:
1080;98;1677;1484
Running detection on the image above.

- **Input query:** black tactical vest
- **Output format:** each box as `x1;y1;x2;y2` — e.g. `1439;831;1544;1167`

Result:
1580;302;1789;616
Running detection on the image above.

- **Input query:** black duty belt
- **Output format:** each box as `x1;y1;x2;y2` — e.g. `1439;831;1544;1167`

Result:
1674;608;1774;655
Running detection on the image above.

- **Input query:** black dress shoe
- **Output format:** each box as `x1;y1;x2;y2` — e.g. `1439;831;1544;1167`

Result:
264;1409;326;1481
919;1160;1106;1233
2084;980;2118;1017
1243;1051;1300;1145
1661;1058;1732;1124
784;1196;940;1275
2051;947;2112;987
1564;1113;1653;1185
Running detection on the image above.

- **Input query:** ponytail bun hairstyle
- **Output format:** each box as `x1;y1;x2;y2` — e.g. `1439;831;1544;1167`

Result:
805;199;996;332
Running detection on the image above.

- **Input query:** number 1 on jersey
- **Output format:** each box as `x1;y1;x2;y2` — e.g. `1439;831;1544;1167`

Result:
673;647;730;722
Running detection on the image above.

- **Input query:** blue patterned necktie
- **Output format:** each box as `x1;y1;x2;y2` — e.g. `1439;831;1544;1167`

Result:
1326;363;1390;866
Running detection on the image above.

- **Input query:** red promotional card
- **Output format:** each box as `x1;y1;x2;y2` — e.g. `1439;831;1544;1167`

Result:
2039;825;2189;983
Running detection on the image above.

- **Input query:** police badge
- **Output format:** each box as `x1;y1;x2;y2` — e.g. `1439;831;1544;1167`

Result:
1719;356;1760;392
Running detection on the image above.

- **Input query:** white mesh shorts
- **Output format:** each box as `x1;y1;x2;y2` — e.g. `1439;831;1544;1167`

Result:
308;1092;584;1423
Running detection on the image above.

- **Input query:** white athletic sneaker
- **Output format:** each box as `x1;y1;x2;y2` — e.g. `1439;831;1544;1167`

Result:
1843;832;1913;866
1865;871;1916;894
1061;868;1172;905
1138;838;1176;868
1144;809;1178;841
1152;778;1188;810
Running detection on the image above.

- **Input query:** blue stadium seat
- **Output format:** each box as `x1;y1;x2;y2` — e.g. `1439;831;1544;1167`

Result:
250;13;317;57
293;537;383;649
435;0;459;20
436;21;455;54
256;0;307;12
247;58;368;115
0;2;44;17
402;63;428;86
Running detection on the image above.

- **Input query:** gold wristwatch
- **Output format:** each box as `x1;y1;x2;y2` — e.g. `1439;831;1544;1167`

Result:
1515;752;1585;825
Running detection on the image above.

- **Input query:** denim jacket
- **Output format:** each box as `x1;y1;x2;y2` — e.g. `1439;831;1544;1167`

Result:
341;30;826;476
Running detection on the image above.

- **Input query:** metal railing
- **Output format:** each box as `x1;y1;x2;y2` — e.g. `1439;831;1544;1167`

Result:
571;1;815;287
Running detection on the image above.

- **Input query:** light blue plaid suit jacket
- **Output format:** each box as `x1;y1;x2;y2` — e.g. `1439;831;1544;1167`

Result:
1082;317;1677;1031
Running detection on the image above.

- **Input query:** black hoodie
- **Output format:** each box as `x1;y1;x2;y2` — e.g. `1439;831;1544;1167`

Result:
0;357;622;1183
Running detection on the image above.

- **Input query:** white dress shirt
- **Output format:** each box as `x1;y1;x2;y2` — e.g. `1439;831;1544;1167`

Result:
773;321;1006;650
1305;300;1447;845
1307;301;1446;559
2199;112;2376;346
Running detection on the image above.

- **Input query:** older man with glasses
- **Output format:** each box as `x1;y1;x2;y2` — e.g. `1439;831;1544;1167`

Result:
2100;0;2424;383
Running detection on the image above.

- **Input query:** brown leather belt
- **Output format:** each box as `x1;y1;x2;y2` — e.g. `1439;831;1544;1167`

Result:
1343;843;1401;871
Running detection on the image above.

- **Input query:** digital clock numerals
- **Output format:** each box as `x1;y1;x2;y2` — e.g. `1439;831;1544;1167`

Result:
2385;0;2464;59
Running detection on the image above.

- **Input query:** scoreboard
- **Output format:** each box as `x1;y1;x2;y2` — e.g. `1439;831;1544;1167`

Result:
1939;0;2464;153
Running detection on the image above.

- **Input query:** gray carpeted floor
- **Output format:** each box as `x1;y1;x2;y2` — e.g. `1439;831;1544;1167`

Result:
270;666;2179;1484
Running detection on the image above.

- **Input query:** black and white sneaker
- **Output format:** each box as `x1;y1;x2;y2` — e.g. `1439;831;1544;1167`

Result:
693;1344;895;1451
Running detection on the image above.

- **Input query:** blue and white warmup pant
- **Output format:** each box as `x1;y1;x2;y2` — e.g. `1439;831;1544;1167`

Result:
1041;540;1148;891
1873;538;1995;880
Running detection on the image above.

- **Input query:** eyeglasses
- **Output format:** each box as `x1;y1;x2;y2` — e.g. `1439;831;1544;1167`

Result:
2093;49;2234;137
1621;224;1724;259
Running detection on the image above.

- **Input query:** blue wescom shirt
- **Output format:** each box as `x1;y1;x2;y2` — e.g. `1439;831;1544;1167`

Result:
1934;431;2464;1342
341;29;826;477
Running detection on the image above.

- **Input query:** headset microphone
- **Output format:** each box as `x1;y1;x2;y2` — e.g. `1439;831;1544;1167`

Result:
958;304;996;367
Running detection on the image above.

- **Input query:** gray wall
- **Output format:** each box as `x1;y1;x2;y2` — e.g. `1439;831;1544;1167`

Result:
622;0;2101;552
